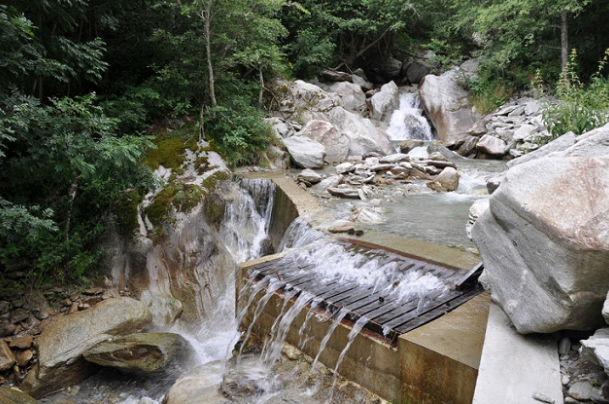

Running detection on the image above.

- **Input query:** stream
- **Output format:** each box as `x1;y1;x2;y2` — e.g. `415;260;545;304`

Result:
41;89;502;404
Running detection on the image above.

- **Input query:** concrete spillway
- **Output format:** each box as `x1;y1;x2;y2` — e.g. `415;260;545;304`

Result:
235;173;490;404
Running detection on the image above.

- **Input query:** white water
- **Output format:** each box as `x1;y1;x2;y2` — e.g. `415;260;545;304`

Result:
387;92;434;141
326;316;370;403
220;178;276;263
282;239;448;303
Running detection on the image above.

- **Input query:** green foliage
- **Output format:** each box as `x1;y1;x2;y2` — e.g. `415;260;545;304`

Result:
0;92;154;281
207;96;274;167
290;28;336;78
542;49;609;137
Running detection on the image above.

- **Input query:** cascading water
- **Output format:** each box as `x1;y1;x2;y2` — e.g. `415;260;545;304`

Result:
219;178;276;263
386;91;434;141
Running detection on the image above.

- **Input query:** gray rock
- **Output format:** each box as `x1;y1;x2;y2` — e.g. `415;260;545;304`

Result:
0;387;37;404
140;291;183;327
507;132;577;168
457;136;480;156
525;100;541;116
379;153;410;164
297;169;322;184
162;361;226;404
324;107;396;158
580;328;609;371
370;81;399;121
472;156;609;333
369;163;395;172
399;140;426;154
405;58;433;85
319;69;352;82
84;332;195;375
335;163;355;175
313;175;342;192
282;136;326;169
434;167;459;191
513;124;537;141
559;337;572;356
569;381;594;401
351;74;373;92
328;186;361;199
486;175;503;194
295;120;349;164
551;122;609;158
468;118;488;136
323;81;365;110
419;69;479;144
21;297;152;398
476;135;507;156
265;117;291;139
466;199;489;240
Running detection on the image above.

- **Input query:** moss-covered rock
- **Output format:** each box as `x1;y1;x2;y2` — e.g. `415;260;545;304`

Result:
146;183;205;228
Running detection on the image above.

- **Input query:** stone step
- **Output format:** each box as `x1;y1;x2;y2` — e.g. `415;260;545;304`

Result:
473;303;563;404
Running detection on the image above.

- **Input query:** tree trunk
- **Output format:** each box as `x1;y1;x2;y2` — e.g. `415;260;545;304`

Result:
561;9;569;75
203;0;217;119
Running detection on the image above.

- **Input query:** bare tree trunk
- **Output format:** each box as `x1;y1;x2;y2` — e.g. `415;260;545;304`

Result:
203;0;217;119
561;9;569;76
258;68;264;107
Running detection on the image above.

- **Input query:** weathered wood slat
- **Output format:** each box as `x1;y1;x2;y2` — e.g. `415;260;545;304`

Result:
244;240;483;343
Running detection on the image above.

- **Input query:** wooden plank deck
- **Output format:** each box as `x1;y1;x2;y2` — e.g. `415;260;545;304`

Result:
245;240;483;345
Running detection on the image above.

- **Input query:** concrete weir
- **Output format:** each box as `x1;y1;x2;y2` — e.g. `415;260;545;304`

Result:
236;173;491;404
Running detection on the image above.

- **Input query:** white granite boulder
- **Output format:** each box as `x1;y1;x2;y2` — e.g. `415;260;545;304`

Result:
472;155;609;333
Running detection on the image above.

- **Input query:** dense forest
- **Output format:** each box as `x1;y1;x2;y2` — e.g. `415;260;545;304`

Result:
1;0;608;283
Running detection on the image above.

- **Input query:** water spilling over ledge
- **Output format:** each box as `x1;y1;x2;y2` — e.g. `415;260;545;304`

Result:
234;174;491;404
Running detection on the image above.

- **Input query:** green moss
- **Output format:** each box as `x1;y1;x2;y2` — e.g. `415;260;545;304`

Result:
145;182;205;229
114;189;143;237
142;123;199;171
195;155;210;175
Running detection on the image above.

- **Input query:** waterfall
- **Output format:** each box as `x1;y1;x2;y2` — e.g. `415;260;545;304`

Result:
277;217;326;252
219;178;276;263
387;91;434;141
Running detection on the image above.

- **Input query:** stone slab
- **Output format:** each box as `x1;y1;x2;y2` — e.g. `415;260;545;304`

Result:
473;303;563;404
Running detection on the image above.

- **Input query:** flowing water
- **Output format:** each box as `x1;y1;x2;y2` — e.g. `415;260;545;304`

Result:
41;95;502;403
386;91;434;141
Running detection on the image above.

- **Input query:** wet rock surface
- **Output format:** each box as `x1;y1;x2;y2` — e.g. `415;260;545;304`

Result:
83;332;195;375
22;297;152;398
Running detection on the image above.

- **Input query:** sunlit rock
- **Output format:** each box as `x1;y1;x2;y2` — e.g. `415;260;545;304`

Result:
21;297;152;398
473;155;609;333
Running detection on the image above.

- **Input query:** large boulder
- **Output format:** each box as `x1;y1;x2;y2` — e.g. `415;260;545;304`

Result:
282;136;326;168
324;107;396;158
472;155;609;333
370;81;399;122
83;332;195;375
320;81;366;110
419;68;480;144
21;297;152;398
295;120;349;163
404;58;434;85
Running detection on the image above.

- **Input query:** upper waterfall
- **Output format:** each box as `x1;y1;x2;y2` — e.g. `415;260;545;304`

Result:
386;91;434;141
